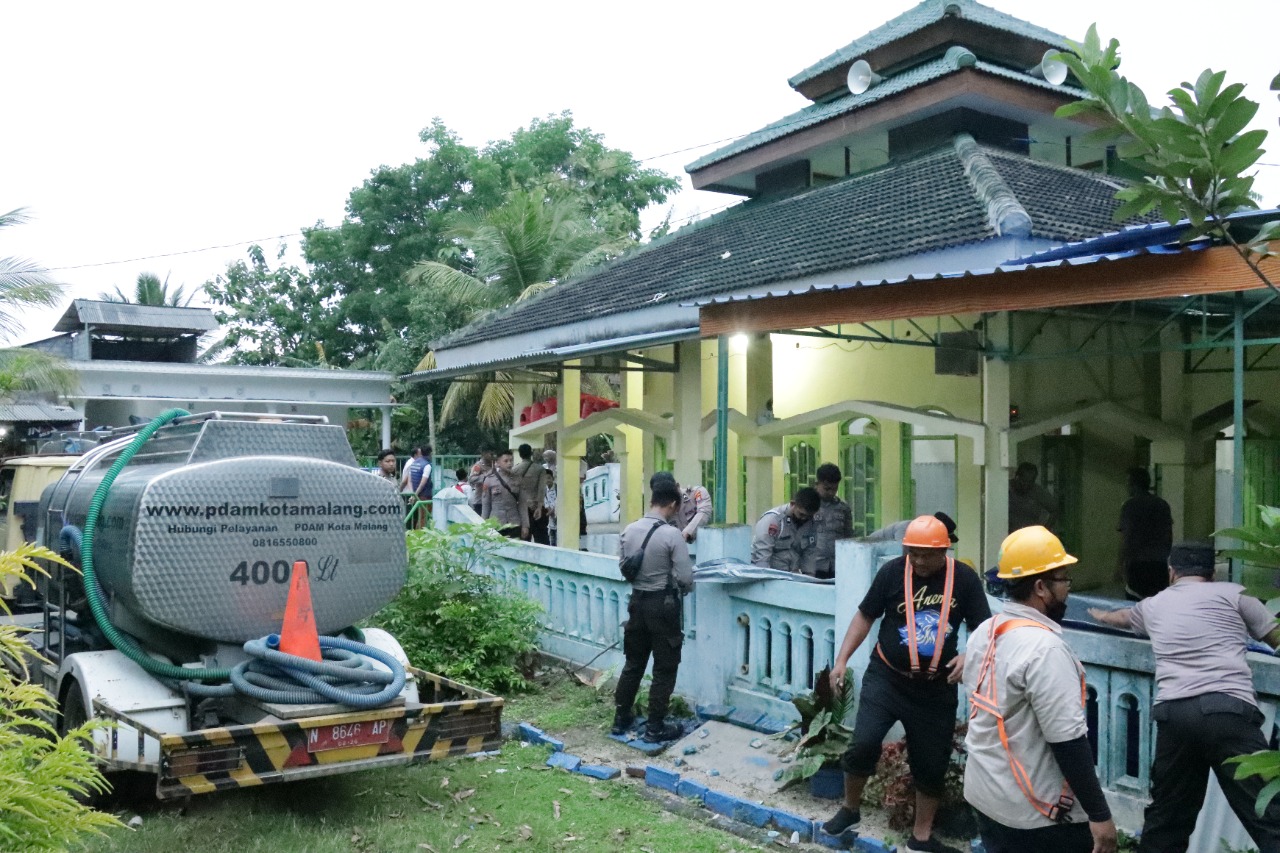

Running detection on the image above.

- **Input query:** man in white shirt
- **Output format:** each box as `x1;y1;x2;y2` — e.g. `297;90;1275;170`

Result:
964;525;1116;853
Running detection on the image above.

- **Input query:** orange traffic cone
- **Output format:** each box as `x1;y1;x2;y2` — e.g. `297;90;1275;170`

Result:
279;560;322;661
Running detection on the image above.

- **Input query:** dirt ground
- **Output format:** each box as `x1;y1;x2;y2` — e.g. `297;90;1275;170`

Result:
516;671;974;852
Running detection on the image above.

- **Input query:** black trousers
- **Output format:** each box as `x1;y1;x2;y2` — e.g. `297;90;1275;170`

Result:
1125;559;1169;600
841;657;958;796
528;509;550;545
1138;694;1280;853
614;590;683;726
974;810;1093;853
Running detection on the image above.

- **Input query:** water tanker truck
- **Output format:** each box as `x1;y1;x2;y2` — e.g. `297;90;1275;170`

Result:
2;410;502;798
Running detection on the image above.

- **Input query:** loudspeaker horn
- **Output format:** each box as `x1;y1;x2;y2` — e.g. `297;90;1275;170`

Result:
1028;49;1069;86
846;59;883;95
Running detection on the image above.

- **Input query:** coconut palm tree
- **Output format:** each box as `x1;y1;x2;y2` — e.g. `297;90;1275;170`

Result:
100;271;195;307
407;189;632;427
0;208;77;397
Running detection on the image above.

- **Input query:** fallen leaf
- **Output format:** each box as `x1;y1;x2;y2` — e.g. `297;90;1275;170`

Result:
350;834;361;843
388;811;403;819
440;777;450;788
591;789;610;800
558;787;573;795
418;795;443;810
553;800;561;820
451;788;476;803
518;825;533;840
417;845;438;853
563;835;578;842
354;788;373;797
452;834;470;849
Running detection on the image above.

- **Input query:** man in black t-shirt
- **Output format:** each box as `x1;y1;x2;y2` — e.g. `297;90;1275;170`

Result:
822;515;991;853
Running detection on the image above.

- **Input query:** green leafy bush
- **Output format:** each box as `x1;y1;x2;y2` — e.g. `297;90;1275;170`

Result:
0;543;122;850
777;667;856;784
369;524;543;693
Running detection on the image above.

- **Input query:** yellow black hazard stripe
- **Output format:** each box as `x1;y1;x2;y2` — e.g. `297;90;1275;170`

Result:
155;669;503;799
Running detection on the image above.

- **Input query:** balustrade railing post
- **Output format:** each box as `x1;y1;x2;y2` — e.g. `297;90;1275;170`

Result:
677;525;752;707
836;540;896;682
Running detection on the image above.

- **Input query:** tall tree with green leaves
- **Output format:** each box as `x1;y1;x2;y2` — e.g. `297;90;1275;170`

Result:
0;208;76;398
100;271;196;307
407;188;627;427
206;112;679;369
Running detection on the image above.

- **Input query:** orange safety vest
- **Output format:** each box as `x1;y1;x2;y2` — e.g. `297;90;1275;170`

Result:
875;556;955;679
968;617;1088;824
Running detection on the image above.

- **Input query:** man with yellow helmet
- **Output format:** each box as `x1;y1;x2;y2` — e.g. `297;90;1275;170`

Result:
822;514;989;853
963;526;1116;853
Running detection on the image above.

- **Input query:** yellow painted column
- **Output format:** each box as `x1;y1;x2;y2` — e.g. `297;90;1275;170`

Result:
744;335;775;524
618;363;645;523
673;339;703;488
556;361;584;551
982;318;1012;570
1158;325;1190;540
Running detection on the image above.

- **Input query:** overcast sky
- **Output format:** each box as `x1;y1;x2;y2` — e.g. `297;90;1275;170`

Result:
5;1;1278;345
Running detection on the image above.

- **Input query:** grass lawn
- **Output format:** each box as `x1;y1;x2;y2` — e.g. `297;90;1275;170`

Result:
82;675;761;853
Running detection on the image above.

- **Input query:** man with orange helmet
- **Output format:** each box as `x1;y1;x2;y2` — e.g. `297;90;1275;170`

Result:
822;514;990;853
963;526;1116;853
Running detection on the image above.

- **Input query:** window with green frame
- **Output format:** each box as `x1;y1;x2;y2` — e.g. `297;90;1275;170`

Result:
839;417;881;537
699;457;747;522
783;435;820;501
654;436;675;474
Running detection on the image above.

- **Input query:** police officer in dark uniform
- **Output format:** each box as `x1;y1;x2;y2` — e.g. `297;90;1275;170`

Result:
613;481;695;742
751;488;820;572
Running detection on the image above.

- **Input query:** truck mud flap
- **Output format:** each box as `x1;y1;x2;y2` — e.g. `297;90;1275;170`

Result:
152;670;502;798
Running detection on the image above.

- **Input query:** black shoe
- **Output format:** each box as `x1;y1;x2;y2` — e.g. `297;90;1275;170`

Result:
642;722;682;742
610;712;634;736
906;836;961;853
821;806;860;836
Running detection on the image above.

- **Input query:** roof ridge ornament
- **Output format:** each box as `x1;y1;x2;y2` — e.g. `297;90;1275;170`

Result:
953;133;1033;238
945;45;977;69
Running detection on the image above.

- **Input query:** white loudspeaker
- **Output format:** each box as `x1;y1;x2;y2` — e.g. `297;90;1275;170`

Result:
846;59;883;95
1029;49;1069;86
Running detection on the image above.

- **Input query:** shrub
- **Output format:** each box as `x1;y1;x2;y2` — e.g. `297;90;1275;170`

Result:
369;524;543;693
0;544;122;850
777;667;856;784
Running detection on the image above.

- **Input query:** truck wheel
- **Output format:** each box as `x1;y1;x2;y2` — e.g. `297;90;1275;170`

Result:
59;680;89;736
58;681;115;804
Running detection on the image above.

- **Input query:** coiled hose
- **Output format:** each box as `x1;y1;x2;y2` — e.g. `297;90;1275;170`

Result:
73;408;406;707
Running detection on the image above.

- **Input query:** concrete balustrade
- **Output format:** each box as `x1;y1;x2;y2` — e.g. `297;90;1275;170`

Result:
430;491;1280;846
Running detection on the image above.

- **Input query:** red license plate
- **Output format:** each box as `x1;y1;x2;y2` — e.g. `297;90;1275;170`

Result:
307;719;393;753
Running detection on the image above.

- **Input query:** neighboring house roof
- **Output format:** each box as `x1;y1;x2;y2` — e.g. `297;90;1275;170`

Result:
0;401;81;423
788;0;1071;91
54;299;218;335
434;137;1152;352
686;54;1082;174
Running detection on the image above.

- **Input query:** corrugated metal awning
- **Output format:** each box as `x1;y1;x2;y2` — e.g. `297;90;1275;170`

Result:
403;326;700;383
0;401;81;422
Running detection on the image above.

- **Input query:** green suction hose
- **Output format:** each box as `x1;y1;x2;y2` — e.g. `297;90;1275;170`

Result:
78;408;233;682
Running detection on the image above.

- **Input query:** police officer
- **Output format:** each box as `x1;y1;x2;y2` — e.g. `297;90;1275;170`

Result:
480;449;525;539
1090;542;1280;852
964;526;1116;853
750;487;820;572
802;463;854;578
650;471;714;544
613;481;695;743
